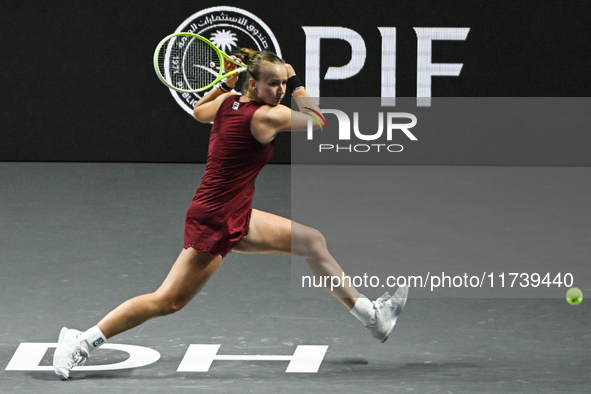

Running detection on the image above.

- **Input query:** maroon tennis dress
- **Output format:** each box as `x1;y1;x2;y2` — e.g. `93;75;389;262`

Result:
184;95;275;257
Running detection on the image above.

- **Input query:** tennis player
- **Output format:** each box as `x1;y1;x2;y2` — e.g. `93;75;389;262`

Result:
53;49;408;380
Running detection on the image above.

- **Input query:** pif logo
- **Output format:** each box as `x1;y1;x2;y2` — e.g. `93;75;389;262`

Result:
170;7;282;115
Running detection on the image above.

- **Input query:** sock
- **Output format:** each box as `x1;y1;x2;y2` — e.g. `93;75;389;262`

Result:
350;295;376;327
77;325;107;355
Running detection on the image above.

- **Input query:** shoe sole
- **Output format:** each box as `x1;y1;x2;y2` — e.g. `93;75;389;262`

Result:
53;327;69;381
381;285;409;343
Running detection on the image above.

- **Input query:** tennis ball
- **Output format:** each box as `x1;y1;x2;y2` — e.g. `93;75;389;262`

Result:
566;287;583;305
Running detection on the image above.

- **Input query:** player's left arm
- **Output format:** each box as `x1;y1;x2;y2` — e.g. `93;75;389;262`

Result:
251;104;321;144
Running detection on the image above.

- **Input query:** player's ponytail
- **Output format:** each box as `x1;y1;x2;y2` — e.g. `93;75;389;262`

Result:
234;48;258;68
234;48;284;94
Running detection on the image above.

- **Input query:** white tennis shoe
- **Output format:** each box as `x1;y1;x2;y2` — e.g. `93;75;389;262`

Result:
53;327;89;380
368;285;409;343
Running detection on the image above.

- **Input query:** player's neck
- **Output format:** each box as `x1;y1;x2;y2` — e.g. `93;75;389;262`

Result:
244;91;263;104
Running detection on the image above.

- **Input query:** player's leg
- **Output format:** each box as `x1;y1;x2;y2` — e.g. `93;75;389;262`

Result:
54;248;223;380
233;209;360;308
232;208;408;343
97;248;223;338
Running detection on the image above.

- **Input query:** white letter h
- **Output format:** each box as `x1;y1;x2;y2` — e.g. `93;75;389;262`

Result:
177;344;328;373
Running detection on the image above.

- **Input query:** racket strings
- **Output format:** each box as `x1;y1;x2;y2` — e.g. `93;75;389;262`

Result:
183;38;220;90
157;36;221;91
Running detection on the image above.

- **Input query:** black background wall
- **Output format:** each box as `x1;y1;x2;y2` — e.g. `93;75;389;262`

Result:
1;1;590;164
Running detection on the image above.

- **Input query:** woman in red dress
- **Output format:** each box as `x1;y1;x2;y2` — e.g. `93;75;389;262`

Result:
53;49;408;380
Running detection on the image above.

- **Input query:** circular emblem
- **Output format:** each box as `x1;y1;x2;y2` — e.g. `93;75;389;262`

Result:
170;6;282;115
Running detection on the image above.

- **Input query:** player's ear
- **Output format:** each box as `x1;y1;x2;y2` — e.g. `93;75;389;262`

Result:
248;78;257;94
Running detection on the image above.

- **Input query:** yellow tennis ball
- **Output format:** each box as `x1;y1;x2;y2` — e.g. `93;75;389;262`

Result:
566;287;583;305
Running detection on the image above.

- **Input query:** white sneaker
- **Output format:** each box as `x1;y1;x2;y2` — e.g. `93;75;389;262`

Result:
368;285;409;343
53;327;89;380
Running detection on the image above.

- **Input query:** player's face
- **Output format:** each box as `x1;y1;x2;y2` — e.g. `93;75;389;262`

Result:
253;62;288;106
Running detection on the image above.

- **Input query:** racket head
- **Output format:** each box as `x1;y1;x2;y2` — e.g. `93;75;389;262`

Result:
154;33;225;93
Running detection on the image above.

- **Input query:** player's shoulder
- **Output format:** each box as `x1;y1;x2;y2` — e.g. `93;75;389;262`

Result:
253;103;290;122
220;92;241;104
251;104;291;143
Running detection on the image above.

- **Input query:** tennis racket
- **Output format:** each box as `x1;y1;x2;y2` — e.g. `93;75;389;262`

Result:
154;32;248;93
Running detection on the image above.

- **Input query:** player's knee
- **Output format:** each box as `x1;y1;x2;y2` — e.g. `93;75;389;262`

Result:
160;300;186;316
162;302;182;316
154;293;188;316
304;228;328;257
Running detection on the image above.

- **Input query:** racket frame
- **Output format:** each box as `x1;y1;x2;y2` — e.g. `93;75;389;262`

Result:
153;32;248;93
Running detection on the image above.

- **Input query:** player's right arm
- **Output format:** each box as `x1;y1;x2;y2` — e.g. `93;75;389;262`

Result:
193;90;236;123
193;58;240;123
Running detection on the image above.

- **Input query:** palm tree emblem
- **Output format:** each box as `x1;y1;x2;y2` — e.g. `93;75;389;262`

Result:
210;30;239;53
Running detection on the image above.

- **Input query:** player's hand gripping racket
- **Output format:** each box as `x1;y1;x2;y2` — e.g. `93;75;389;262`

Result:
154;32;247;93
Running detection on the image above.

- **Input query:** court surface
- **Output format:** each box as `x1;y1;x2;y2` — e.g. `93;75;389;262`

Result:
0;162;589;393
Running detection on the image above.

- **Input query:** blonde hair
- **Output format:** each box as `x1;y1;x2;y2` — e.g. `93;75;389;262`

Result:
234;48;284;93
